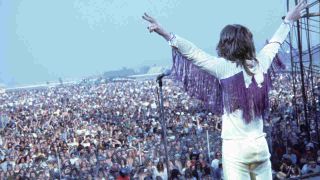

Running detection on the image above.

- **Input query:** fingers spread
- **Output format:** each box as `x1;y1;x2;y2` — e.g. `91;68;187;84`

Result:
297;0;307;9
302;2;309;9
142;15;149;21
144;13;155;22
298;0;307;6
144;12;150;17
144;13;153;19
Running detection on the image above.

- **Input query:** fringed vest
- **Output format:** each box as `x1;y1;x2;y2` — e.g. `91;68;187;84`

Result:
171;49;283;123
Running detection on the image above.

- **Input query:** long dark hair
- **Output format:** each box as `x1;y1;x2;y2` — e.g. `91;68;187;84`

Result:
157;162;165;172
216;24;257;76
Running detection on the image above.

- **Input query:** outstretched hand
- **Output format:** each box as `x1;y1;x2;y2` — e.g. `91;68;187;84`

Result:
142;13;159;33
142;13;171;41
285;0;308;23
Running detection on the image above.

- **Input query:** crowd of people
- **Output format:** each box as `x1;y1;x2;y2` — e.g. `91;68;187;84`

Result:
268;72;320;179
0;72;319;179
0;79;222;180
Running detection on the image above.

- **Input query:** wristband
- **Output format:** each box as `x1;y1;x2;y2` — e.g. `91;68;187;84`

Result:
168;33;176;46
268;41;282;46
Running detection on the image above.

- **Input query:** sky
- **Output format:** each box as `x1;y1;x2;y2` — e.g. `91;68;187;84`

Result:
0;0;319;87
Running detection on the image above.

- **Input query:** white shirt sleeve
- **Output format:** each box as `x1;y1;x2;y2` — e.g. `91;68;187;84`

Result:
169;35;227;79
257;22;291;72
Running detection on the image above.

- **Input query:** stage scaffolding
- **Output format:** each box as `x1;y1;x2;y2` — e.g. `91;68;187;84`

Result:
286;0;320;143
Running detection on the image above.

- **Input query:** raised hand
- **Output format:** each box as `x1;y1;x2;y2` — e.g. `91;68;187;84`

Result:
142;13;159;33
142;13;171;41
285;0;308;23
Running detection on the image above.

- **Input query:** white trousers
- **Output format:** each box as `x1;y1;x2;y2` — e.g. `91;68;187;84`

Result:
222;135;272;180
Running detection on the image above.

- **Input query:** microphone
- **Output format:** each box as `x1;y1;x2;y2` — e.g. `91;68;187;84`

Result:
156;69;171;82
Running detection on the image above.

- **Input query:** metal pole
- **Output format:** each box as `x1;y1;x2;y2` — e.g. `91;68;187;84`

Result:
157;78;170;178
138;142;142;165
304;6;320;144
206;130;211;163
287;0;298;125
295;0;310;140
56;147;62;180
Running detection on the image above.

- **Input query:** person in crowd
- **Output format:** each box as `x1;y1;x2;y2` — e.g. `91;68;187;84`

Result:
211;152;222;172
282;147;297;165
301;159;320;175
152;161;167;180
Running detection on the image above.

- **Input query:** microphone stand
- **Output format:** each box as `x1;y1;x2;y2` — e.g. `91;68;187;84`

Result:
156;76;170;179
